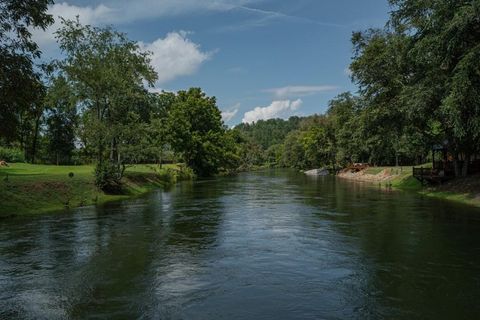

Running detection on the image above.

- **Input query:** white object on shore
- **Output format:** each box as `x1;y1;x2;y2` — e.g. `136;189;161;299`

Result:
304;168;329;176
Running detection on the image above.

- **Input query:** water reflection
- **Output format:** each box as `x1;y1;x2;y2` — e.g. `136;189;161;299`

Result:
1;170;480;319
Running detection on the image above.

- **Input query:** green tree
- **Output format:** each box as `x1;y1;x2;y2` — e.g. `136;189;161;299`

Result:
235;117;301;150
350;30;411;166
45;76;77;165
0;0;53;144
327;93;366;165
388;0;480;175
281;130;306;169
166;88;234;176
147;91;176;167
55;19;157;190
302;125;332;169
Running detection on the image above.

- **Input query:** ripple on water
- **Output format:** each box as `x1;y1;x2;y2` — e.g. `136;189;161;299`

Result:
1;171;480;319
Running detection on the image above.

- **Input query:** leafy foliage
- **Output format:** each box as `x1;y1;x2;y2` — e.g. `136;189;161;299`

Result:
167;88;237;176
0;0;53;144
0;146;25;163
55;19;156;190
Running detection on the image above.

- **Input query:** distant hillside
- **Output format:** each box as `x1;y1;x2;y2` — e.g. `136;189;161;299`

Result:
234;117;302;150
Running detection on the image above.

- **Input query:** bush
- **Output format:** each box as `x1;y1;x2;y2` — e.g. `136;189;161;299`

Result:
94;161;123;193
0;146;25;162
157;169;176;184
157;165;195;184
177;165;195;180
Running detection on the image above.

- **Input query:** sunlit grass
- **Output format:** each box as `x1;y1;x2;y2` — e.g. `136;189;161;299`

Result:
0;163;184;217
362;164;479;207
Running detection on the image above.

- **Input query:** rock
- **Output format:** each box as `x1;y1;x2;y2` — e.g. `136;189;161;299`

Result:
304;168;329;176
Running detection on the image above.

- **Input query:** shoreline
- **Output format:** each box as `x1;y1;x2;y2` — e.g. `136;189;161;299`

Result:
0;163;192;219
337;166;480;207
2;163;479;219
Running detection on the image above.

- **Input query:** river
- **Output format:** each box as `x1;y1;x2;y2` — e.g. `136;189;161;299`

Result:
1;170;480;319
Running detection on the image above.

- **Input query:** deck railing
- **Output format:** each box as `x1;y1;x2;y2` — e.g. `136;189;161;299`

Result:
412;167;435;177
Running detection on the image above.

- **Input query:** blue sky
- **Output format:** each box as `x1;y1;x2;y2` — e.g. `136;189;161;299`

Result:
35;0;390;125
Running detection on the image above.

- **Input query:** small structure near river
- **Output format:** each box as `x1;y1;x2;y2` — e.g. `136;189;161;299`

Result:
413;144;480;185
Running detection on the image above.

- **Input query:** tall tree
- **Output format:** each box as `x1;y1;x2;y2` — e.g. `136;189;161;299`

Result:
350;30;412;166
0;0;53;143
45;76;77;165
166;88;234;176
327;93;366;165
389;0;480;175
55;19;157;190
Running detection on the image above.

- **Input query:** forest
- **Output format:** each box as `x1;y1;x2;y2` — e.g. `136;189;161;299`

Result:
1;0;480;194
235;0;480;176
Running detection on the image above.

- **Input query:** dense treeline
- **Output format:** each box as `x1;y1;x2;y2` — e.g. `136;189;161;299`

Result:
235;0;480;177
1;0;479;188
0;4;237;191
234;93;430;171
351;0;480;177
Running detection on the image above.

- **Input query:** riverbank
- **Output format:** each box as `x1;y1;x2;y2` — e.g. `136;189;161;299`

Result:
337;166;480;207
0;163;192;218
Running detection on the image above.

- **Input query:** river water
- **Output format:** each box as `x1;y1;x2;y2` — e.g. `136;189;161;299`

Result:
1;170;480;319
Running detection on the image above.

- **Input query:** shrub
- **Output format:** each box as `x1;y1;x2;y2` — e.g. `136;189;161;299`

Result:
177;165;195;181
157;165;195;184
0;146;25;162
94;161;123;193
157;169;176;184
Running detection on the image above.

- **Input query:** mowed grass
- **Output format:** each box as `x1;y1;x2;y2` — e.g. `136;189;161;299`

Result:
0;163;182;217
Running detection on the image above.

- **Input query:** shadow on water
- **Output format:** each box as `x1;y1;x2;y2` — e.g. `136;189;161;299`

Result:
282;171;480;319
0;179;227;319
1;169;480;319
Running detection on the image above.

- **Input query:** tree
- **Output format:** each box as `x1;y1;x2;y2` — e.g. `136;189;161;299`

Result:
235;117;301;150
327;93;367;165
55;19;157;190
388;0;480;175
147;91;176;167
350;30;412;166
0;0;53;143
166;88;234;176
45;76;77;164
302;125;332;169
281;130;306;169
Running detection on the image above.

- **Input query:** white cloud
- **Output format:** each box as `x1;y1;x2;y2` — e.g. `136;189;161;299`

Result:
113;0;254;21
139;32;212;84
264;85;338;99
221;103;240;122
33;2;116;48
242;99;302;124
34;0;254;51
32;2;213;83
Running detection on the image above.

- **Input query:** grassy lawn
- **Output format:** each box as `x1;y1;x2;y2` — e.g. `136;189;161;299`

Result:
0;163;185;218
364;166;412;176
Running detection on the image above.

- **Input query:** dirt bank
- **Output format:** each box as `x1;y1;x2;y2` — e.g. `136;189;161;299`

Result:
337;167;402;183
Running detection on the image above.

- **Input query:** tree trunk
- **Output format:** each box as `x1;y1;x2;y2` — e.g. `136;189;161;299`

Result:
30;115;41;164
461;153;470;177
453;152;461;177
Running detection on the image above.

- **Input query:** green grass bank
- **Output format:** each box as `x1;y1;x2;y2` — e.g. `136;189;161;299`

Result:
343;165;480;207
0;163;192;218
